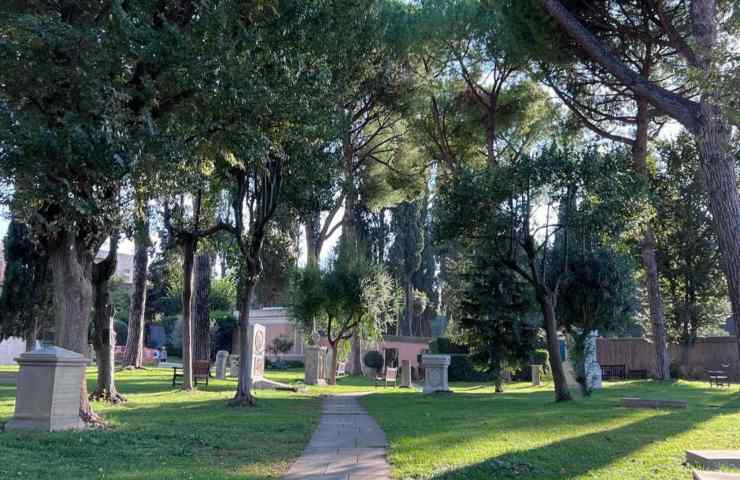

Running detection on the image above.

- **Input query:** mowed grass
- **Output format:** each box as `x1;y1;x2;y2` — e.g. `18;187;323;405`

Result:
361;380;740;480
0;367;330;480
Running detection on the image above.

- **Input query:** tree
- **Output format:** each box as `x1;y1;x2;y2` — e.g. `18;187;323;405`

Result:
0;219;54;348
123;197;151;368
653;134;728;354
90;233;126;404
535;0;740;354
388;200;425;336
289;245;400;385
193;253;212;362
436;145;642;401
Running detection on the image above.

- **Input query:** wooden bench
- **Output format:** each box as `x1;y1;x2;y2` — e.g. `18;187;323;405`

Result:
172;360;211;389
708;365;731;388
375;367;398;388
601;364;626;381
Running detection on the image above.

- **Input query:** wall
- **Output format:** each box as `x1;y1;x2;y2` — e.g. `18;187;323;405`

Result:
597;337;740;381
248;307;304;360
0;337;28;364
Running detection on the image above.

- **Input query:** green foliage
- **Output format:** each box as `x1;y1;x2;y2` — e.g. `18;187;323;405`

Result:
430;338;469;355
0;220;54;342
363;350;384;370
532;349;549;366
448;354;477;382
653;134;729;341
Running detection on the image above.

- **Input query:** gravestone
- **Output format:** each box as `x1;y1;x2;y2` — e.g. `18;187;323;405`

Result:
687;450;740;469
249;323;266;382
584;330;602;390
215;350;229;380
6;346;88;432
400;359;412;388
229;354;240;377
304;345;327;385
422;354;451;394
531;364;542;386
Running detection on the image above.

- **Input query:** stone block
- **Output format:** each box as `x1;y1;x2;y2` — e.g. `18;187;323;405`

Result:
422;354;450;394
400;359;412;388
621;397;688;409
693;471;740;480
5;346;88;432
215;350;229;380
249;323;265;381
305;345;327;385
687;451;740;469
229;354;240;377
531;364;542;386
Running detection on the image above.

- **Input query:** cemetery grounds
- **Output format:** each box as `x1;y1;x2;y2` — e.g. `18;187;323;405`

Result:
1;366;739;479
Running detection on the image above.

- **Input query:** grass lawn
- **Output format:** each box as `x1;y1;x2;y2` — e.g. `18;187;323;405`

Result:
360;380;740;479
0;367;329;480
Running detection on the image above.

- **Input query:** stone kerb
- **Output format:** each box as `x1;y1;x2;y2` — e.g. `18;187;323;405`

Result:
422;354;451;394
5;346;89;432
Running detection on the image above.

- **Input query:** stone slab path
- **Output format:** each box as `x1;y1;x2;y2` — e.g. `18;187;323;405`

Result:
283;393;391;480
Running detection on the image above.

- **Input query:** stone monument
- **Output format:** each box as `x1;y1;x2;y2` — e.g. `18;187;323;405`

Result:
215;350;229;380
531;364;542;386
584;330;602;390
304;345;327;386
400;359;412;388
229;354;240;377
421;354;451;394
6;346;89;432
247;323;298;391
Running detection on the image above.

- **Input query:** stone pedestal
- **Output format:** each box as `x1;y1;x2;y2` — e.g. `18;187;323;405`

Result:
422;354;451;394
215;350;229;380
400;359;412;388
584;330;602;390
531;364;542;386
304;345;327;386
229;354;240;377
6;346;88;432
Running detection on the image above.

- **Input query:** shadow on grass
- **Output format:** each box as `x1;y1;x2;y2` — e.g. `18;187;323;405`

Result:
363;381;740;480
0;375;323;480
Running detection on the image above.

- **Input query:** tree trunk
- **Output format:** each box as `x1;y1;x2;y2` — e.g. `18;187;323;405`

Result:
405;279;414;336
539;292;571;402
633;98;671;380
193;254;211;362
350;329;363;376
305;211;322;266
329;342;339;385
231;273;256;406
341;129;358;250
23;319;38;351
180;239;196;390
48;234;100;423
123;208;150;368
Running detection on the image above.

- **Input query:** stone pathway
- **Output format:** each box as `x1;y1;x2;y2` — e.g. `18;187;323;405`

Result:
283;393;391;480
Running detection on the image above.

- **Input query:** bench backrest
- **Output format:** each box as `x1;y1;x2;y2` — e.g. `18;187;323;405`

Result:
193;360;210;376
386;367;398;382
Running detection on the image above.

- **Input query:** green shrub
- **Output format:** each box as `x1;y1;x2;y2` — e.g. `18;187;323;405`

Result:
430;337;469;354
532;349;549;366
363;350;384;370
448;354;476;381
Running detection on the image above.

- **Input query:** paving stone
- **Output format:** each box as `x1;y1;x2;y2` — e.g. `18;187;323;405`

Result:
284;394;391;480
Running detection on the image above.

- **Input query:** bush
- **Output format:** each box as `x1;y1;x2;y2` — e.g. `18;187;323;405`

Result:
363;350;384;370
532;349;549;366
448;354;476;381
430;337;469;354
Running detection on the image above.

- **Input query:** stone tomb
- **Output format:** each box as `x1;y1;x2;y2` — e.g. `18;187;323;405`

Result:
215;350;229;380
687;451;740;470
422;354;451;394
248;323;298;391
5;346;89;432
304;345;328;386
